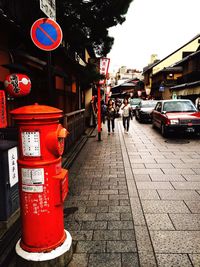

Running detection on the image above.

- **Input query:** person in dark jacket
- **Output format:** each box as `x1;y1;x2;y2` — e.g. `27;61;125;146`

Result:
101;100;107;124
106;99;116;135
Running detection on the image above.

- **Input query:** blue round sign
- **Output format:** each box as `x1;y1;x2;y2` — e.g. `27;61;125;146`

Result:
30;18;63;51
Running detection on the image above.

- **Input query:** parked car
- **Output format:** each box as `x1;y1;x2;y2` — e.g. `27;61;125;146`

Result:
152;99;200;137
135;100;158;123
129;98;141;116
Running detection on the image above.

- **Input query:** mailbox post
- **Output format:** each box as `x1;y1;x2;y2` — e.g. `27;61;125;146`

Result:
11;103;72;266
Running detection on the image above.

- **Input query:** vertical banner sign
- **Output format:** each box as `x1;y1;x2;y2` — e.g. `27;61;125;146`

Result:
97;58;110;141
0;90;7;128
40;0;56;21
99;58;110;85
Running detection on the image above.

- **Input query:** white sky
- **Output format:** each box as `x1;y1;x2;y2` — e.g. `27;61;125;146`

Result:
108;0;200;72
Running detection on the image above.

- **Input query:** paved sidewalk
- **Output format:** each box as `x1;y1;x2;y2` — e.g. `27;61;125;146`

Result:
65;118;200;267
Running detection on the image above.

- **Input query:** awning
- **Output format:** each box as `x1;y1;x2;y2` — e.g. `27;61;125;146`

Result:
171;80;200;96
174;86;200;96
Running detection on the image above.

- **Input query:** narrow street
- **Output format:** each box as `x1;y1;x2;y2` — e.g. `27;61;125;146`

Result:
64;117;200;267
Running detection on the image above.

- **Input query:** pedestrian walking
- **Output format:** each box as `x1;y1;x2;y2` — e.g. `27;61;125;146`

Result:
106;99;116;135
121;98;131;133
101;100;107;124
195;95;200;110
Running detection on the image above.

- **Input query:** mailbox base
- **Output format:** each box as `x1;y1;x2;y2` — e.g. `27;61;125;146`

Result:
15;230;72;267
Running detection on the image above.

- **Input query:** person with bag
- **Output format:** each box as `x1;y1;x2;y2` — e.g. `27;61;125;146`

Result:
106;99;116;135
121;98;131;133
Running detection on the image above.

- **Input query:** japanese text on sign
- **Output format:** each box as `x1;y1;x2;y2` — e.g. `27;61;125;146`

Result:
99;58;110;85
21;131;41;157
40;0;56;20
8;147;18;187
22;168;44;185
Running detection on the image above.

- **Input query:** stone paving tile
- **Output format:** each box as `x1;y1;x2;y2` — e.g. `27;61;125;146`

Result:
193;169;200;174
68;253;89;267
65;221;82;231
89;194;109;201
162;168;195;175
109;205;131;213
81;189;100;195
90;184;109;190
150;230;200;253
121;230;136;241
172;182;200;190
93;230;120;240
184;201;200;213
120;212;133;221
130;197;146;226
169;213;200;230
183;174;200;181
135;226;153;252
81;221;107;230
76;241;106;253
134;174;151;181
109;194;129;200
156;253;192;267
130;158;156;164
145;163;174;169
120;199;130;205
173;163;200;169
141;200;190;213
138;189;160;200
189;254;200;267
98;200;119;206
136;181;173;190
108;221;134;230
150;174;185;181
138;252;157;267
107;240;137;253
88;253;121;267
96;212;120;221
122;253;139;267
145;214;175;230
70;230;93;241
127;179;138;197
157;189;200;200
132;168;164;175
86;206;108;213
74;213;96;221
155;158;183;163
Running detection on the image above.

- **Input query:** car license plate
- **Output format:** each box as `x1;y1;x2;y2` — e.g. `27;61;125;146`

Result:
186;127;195;133
188;122;193;126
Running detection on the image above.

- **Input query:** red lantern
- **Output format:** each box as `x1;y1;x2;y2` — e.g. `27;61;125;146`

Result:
4;74;31;97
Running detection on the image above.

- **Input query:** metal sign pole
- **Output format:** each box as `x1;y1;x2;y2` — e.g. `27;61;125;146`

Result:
47;51;54;106
97;84;101;141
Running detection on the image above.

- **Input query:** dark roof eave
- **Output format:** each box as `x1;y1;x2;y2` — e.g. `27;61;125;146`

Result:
171;80;200;90
152;66;183;76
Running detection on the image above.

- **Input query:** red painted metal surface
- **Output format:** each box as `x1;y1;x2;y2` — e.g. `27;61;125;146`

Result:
0;90;7;128
10;103;68;252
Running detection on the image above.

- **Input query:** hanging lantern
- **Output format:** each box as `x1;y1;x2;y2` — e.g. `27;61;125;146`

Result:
145;87;151;96
4;74;31;97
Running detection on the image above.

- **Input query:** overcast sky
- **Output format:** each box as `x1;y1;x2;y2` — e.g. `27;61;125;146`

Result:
108;0;200;72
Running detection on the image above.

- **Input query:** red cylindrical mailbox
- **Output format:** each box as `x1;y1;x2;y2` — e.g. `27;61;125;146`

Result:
11;103;69;253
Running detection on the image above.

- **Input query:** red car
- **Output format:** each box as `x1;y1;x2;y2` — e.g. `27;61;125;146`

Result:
152;99;200;137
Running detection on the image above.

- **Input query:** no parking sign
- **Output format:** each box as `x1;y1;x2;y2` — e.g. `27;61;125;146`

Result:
30;18;62;51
